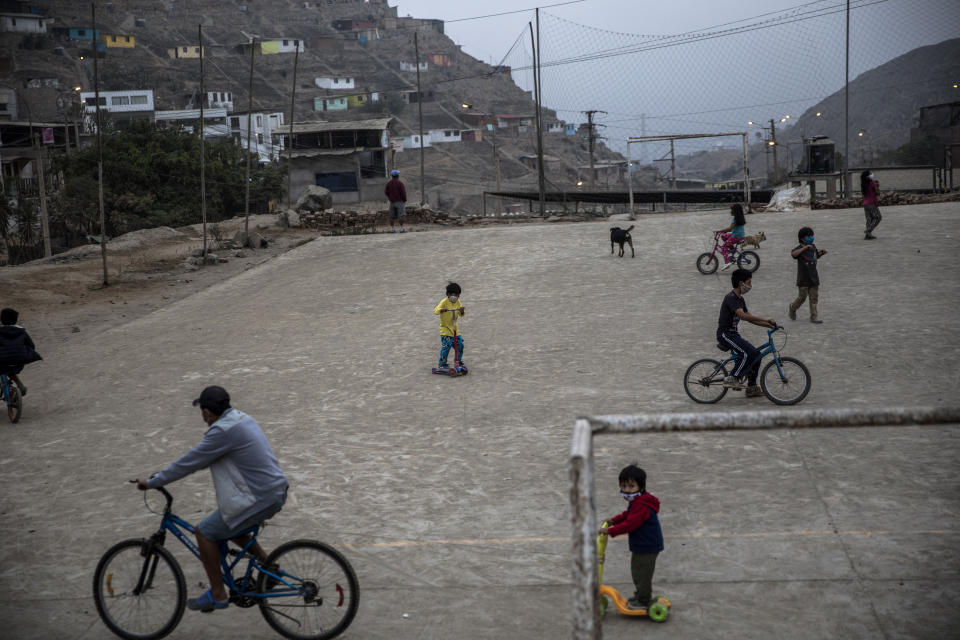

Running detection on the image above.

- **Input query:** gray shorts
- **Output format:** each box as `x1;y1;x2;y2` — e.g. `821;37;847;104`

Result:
389;201;406;220
197;492;286;541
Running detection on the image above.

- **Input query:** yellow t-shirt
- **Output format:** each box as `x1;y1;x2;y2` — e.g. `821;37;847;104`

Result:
434;297;463;337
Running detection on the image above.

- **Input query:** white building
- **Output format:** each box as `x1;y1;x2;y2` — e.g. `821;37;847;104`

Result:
274;39;304;54
0;12;47;33
427;129;461;144
314;76;355;90
155;108;230;138
81;90;155;114
207;91;233;111
229;111;286;162
399;61;428;72
401;133;431;149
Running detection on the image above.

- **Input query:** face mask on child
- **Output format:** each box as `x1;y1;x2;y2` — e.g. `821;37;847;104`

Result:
448;295;458;303
804;235;815;244
740;282;752;294
620;490;642;501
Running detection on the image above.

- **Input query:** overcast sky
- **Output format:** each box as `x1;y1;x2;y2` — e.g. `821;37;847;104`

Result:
396;0;816;65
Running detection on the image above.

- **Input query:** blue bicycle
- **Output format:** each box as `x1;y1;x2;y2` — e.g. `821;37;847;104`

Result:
0;373;22;423
683;325;811;405
93;486;359;640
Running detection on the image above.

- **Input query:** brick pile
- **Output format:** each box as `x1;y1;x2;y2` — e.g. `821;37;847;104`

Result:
813;190;960;209
299;207;449;231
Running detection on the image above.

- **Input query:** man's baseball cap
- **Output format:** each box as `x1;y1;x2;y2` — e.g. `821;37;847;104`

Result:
192;386;230;413
391;169;400;176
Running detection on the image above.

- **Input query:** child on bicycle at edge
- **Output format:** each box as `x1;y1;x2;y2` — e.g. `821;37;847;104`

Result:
434;282;466;368
0;308;42;396
714;203;747;269
599;464;664;611
717;268;777;398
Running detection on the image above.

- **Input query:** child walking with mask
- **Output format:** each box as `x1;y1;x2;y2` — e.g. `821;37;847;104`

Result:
599;464;664;610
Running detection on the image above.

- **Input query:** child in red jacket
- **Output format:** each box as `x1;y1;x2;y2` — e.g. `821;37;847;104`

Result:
599;464;664;610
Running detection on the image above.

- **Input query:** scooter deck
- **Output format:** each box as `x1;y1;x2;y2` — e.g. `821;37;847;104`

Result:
431;364;469;377
600;586;671;617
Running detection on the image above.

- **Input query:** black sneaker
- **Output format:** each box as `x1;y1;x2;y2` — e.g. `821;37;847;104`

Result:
810;318;823;324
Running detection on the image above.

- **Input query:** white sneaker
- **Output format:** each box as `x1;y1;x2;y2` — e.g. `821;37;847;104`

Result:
723;375;744;387
720;261;733;270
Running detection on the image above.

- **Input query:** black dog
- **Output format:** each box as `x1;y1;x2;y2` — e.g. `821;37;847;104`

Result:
610;225;635;258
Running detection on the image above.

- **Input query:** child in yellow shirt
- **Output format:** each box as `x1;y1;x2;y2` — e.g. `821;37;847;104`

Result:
433;282;466;368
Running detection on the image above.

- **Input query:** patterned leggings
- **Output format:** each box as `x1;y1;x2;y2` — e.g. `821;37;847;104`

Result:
719;233;743;261
439;335;465;366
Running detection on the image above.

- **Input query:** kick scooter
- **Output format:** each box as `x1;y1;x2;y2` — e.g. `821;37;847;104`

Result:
597;521;670;621
431;308;468;377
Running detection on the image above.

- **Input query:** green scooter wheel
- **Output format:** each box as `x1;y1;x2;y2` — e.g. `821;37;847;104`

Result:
648;601;669;622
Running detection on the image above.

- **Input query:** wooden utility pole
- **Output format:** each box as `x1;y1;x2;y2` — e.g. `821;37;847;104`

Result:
669;139;676;189
533;13;545;216
843;0;850;197
769;118;779;185
583;110;605;188
92;2;108;286
244;39;255;235
414;31;425;206
286;43;299;210
33;133;51;257
199;24;207;258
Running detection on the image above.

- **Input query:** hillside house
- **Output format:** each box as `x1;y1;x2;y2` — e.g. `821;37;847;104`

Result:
426;53;451;67
80;90;154;128
0;12;45;33
461;112;494;128
399;89;434;104
67;27;99;40
331;19;375;31
460;129;483;143
346;93;377;108
495;114;534;130
0;87;17;119
564;123;577;135
401;133;431;149
400;61;428;72
274;118;392;204
230;111;285;162
102;34;134;48
155;108;229;138
314;96;348;112
356;28;379;44
427;129;461;144
315;76;355;90
545;121;563;134
206;91;233;110
167;45;203;58
578;161;628;184
239;39;304;55
395;17;444;34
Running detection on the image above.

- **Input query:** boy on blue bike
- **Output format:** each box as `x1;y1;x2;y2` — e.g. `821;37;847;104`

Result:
717;269;776;398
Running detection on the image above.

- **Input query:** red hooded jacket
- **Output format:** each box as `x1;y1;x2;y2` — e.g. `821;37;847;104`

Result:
607;491;664;553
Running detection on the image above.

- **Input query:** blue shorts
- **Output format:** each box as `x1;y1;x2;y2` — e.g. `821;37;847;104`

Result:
197;492;286;541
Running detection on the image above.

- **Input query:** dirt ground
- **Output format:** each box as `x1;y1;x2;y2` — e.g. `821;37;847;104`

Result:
0;203;958;640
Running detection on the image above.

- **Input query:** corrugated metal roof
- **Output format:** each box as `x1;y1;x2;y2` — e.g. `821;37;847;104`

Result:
283;118;391;134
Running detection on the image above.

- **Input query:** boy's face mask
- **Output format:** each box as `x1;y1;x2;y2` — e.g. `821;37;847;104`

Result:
620;491;642;501
448;295;458;303
804;235;815;244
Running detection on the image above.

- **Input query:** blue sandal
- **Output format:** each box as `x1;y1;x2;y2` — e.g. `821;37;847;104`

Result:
187;589;229;612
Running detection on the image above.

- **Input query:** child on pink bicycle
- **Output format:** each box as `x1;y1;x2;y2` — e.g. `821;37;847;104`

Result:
713;203;747;270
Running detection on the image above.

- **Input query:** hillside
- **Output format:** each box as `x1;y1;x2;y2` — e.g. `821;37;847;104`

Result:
2;0;625;212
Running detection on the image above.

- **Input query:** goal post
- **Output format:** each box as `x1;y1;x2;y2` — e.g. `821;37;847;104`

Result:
626;132;750;213
568;406;960;639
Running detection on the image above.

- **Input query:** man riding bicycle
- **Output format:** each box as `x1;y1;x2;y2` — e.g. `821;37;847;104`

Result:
137;386;288;612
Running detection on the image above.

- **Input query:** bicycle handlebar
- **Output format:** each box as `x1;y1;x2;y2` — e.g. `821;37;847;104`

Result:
130;479;174;512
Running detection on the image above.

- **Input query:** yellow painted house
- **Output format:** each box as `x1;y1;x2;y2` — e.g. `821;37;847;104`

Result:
102;34;135;48
167;45;204;59
346;94;368;108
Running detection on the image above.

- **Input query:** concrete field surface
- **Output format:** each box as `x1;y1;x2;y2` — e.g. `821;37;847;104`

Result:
1;203;958;639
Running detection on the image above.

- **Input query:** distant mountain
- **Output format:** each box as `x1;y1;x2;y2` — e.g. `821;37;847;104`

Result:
675;37;960;180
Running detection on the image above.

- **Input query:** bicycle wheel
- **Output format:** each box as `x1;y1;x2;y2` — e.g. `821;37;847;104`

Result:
737;250;760;273
683;359;729;404
7;385;21;423
93;539;186;640
696;252;718;274
258;539;360;640
760;356;811;405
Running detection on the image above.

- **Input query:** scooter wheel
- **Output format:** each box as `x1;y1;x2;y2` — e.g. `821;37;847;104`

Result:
648;601;669;622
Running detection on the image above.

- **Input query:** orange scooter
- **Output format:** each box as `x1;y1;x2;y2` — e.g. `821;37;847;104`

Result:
597;521;670;621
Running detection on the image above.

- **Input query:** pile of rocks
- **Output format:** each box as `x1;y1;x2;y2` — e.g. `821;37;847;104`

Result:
299;206;449;231
813;190;960;209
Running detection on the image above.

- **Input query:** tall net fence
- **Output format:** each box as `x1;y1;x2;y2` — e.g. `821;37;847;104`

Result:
529;0;960;172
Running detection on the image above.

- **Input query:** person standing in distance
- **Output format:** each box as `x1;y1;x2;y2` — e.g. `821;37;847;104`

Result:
861;170;881;240
136;386;288;612
385;169;407;233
